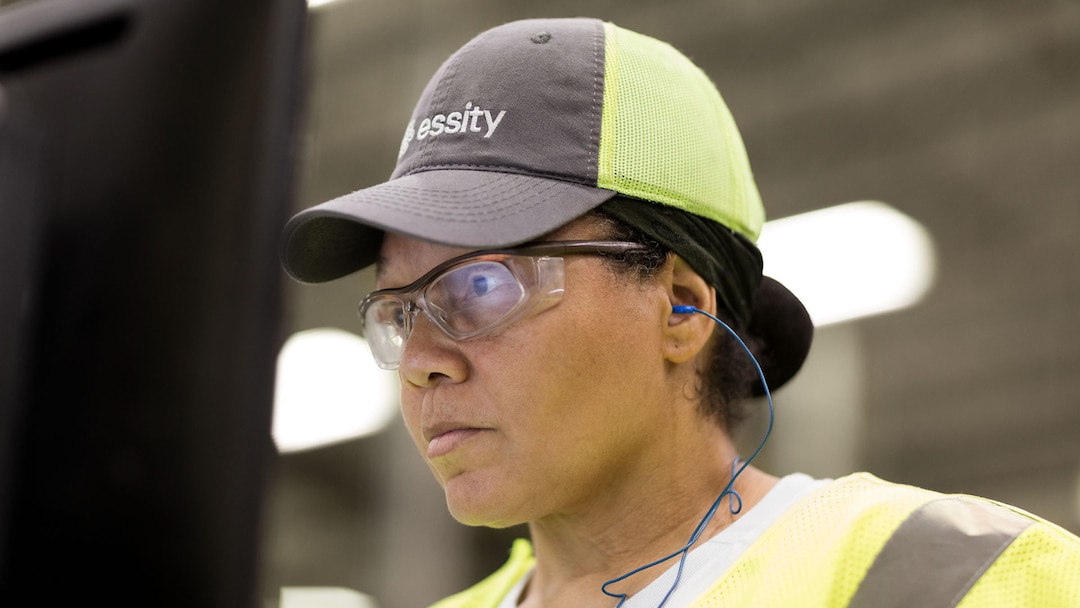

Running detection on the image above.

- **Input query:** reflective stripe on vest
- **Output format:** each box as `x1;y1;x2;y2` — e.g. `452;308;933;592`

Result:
846;496;1033;608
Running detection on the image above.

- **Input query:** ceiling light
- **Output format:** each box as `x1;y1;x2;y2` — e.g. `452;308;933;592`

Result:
273;328;398;453
281;587;377;608
307;0;349;9
757;201;937;326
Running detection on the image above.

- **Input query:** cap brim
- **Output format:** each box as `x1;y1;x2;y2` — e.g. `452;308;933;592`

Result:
281;169;616;282
748;276;814;396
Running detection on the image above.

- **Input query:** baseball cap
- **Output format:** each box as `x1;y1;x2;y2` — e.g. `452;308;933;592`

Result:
281;17;812;391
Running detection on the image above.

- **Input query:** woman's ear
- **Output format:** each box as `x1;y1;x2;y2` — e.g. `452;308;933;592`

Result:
662;256;717;364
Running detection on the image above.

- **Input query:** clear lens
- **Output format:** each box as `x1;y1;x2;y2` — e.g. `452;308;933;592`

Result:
362;297;409;369
426;261;526;336
359;261;528;369
358;240;638;370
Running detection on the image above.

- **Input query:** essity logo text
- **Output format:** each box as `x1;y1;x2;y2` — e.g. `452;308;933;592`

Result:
398;101;507;158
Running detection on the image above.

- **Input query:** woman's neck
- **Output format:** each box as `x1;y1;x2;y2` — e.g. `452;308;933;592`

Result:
519;449;779;607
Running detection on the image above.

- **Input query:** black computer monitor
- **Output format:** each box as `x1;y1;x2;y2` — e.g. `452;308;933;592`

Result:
0;0;305;604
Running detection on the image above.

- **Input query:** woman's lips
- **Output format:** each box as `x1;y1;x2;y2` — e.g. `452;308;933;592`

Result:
427;428;485;458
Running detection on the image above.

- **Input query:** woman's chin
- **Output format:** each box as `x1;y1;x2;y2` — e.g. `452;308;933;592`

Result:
443;473;528;529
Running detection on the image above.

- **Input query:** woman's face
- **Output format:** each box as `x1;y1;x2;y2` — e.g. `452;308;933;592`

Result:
375;222;682;528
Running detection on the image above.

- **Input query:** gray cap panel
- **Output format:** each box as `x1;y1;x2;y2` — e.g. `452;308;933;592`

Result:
392;18;605;186
281;170;615;282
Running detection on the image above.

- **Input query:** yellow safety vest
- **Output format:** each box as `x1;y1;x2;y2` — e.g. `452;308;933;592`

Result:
430;473;1080;607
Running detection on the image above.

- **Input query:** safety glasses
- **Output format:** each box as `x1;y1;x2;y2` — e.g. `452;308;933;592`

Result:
359;240;646;369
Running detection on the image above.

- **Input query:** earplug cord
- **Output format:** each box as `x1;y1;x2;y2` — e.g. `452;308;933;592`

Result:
600;306;776;608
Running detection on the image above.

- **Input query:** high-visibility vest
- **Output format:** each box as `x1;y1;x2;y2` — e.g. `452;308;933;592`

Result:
430;473;1080;607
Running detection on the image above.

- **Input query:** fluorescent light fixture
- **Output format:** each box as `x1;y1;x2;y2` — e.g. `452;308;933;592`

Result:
758;201;936;326
307;0;349;9
281;587;378;608
273;328;398;453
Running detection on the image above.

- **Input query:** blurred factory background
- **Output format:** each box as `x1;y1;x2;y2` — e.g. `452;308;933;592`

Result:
1;0;1076;606
266;0;1080;607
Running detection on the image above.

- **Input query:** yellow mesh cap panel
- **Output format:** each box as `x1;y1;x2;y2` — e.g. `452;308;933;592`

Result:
597;22;765;241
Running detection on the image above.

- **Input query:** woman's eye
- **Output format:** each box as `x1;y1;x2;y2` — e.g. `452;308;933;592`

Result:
470;274;497;297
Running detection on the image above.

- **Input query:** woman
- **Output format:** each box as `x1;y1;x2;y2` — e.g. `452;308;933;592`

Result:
282;17;1080;608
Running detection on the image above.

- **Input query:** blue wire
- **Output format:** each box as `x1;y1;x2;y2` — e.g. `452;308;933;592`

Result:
600;306;775;607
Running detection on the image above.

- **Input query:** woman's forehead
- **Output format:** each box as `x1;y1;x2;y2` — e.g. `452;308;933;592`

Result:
374;234;469;287
375;213;608;281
